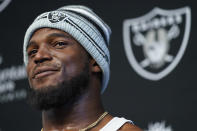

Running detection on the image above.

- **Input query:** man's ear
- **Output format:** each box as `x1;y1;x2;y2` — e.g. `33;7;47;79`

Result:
90;59;101;73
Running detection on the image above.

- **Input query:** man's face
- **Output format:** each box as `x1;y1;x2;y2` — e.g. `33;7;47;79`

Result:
26;28;90;110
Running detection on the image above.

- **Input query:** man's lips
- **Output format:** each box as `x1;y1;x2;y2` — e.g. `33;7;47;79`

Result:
32;66;60;79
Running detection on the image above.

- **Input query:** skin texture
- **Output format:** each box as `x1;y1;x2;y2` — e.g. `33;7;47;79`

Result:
26;28;142;131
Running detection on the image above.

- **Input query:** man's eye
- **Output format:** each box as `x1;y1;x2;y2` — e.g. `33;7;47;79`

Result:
28;49;37;57
54;42;68;48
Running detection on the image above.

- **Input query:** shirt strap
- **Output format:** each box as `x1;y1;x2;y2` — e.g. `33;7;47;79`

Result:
99;117;134;131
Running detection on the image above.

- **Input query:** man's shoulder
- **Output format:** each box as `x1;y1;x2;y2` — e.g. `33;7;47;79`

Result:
118;122;143;131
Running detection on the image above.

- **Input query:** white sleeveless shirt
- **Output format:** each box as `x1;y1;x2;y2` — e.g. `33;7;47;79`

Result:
99;117;134;131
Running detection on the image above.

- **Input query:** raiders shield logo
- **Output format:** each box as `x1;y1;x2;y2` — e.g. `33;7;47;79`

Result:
123;7;191;80
0;0;11;12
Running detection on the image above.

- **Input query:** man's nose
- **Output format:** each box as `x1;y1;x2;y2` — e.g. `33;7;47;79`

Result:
34;44;52;64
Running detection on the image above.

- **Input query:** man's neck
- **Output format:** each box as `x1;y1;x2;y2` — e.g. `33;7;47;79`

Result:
42;83;105;131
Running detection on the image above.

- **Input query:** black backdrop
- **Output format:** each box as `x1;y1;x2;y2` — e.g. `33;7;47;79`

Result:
0;0;196;131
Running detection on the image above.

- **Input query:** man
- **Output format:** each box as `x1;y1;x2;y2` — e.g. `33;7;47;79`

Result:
23;5;142;131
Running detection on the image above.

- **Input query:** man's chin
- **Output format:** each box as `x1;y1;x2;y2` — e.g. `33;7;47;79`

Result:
27;84;78;110
26;64;90;110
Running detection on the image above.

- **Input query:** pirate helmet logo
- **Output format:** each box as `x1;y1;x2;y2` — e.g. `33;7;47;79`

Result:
123;7;191;80
48;11;67;23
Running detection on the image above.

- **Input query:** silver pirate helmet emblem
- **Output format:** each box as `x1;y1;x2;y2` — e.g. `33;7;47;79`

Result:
48;11;67;23
123;7;191;81
0;0;11;12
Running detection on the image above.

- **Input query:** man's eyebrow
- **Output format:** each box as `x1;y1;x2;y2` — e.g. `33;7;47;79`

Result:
26;33;73;50
26;41;37;51
47;33;73;39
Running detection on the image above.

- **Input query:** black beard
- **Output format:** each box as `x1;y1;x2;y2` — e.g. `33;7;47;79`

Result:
26;63;90;111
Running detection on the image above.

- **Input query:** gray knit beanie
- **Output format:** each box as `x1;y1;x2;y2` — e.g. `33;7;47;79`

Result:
23;5;111;93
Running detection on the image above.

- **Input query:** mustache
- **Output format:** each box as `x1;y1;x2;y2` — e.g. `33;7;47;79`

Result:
32;62;61;75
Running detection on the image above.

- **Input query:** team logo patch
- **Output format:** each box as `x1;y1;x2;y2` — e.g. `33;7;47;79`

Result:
123;7;191;80
0;0;11;12
48;11;67;23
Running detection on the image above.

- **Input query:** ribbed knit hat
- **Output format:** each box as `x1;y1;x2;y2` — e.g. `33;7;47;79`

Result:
23;5;111;93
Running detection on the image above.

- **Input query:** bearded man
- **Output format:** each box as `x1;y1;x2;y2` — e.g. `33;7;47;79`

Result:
23;5;142;131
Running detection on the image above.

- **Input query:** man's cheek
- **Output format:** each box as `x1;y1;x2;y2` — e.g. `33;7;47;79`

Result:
26;65;32;78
